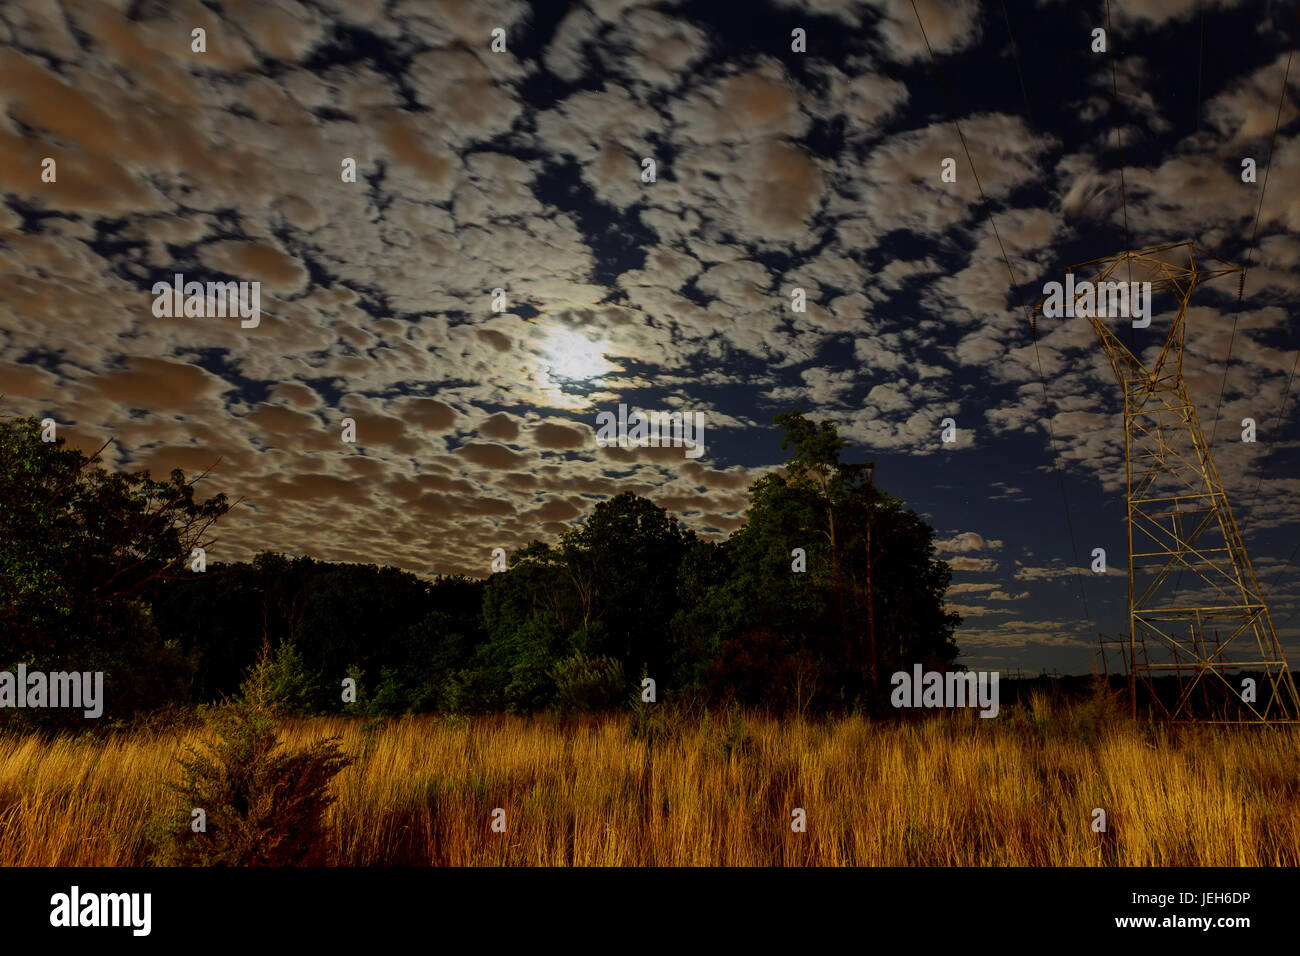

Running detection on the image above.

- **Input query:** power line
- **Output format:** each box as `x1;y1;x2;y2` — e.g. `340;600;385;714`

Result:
1194;0;1207;131
1244;349;1300;520
1207;2;1300;448
1164;6;1300;611
1205;4;1300;618
998;0;1034;127
1104;0;1137;354
910;0;1092;623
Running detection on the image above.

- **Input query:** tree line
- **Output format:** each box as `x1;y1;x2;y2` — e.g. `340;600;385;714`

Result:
0;411;961;724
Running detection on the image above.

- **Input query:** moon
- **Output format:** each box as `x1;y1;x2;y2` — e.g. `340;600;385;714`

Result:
540;327;616;382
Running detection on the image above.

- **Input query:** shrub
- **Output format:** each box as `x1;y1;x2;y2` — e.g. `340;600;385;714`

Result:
441;671;491;712
367;667;408;716
550;652;625;715
149;643;352;866
262;639;324;713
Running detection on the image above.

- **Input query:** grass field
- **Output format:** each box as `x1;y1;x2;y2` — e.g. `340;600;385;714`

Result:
0;692;1297;866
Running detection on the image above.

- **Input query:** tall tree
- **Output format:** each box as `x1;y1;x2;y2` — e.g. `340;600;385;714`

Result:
556;491;693;677
473;493;692;712
0;415;230;717
679;412;960;712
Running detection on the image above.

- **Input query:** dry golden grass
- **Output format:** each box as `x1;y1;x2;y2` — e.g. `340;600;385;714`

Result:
1;697;1298;866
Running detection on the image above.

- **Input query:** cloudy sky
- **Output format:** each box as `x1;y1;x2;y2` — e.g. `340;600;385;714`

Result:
2;0;1299;673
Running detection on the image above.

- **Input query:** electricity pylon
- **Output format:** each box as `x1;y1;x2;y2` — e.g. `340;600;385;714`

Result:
1034;240;1300;722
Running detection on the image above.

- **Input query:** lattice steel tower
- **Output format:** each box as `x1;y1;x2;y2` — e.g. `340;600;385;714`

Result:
1035;240;1300;722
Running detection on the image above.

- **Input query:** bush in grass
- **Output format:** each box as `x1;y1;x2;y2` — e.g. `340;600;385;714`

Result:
150;642;352;866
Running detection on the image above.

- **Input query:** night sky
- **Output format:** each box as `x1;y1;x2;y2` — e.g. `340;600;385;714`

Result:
2;0;1299;674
